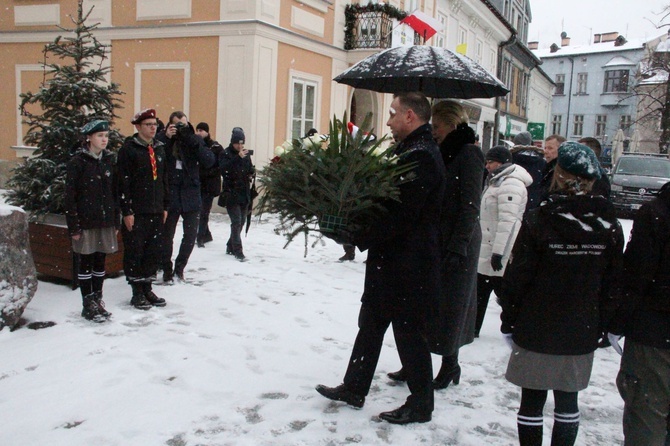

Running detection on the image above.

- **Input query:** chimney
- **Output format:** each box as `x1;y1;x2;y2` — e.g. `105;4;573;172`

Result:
560;31;570;47
550;43;559;53
593;33;601;43
601;31;619;43
614;35;628;47
528;41;538;50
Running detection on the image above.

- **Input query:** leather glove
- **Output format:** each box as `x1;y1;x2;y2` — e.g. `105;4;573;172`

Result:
491;254;504;271
607;333;623;355
442;252;464;271
502;333;514;350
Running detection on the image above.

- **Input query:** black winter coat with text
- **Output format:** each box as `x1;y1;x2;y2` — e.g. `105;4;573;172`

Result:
499;194;624;355
157;124;215;213
355;124;446;323
608;184;670;349
65;148;119;236
117;135;169;216
219;145;255;206
429;124;484;355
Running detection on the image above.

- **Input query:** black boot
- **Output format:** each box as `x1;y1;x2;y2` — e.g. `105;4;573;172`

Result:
130;283;152;310
142;282;166;307
93;291;112;319
82;293;106;323
387;368;407;382
433;354;461;390
315;384;365;408
379;402;431;424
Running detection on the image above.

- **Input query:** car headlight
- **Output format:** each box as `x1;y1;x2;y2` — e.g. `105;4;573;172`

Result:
611;184;623;192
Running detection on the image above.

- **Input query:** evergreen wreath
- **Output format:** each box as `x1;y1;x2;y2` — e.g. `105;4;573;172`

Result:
257;114;416;256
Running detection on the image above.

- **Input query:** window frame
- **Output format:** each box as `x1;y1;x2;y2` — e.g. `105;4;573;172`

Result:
552;114;562;135
573;114;584;136
554;74;565;95
596;114;608;137
576;72;588;94
288;71;321;141
603;69;629;93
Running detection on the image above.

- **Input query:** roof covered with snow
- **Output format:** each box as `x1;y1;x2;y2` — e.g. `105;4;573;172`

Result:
604;56;636;67
533;34;665;59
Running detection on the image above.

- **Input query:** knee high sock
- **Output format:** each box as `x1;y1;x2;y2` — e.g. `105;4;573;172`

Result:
79;254;93;298
551;390;580;446
91;252;106;294
518;388;547;446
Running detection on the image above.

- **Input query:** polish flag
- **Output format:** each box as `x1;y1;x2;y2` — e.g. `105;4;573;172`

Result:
400;10;444;40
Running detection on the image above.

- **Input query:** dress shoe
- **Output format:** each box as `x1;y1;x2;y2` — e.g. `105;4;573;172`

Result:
432;364;461;390
315;384;364;408
379;403;431;424
387;368;407;382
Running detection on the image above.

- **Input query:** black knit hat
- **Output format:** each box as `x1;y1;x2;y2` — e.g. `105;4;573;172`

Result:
231;127;245;144
486;145;513;164
196;122;209;133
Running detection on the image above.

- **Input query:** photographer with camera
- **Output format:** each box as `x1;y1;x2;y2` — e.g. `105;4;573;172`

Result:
157;111;215;282
219;127;255;261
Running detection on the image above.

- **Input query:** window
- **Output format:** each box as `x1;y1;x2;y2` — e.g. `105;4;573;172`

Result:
490;49;497;74
476;39;483;64
577;73;588;94
573;115;584;136
620;115;632;131
552;114;562;135
458;27;467;45
555;74;565;95
290;77;317;140
596;115;607;137
604;70;629;93
436;13;448;48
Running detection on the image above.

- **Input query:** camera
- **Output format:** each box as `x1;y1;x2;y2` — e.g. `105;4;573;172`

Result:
247;149;254;155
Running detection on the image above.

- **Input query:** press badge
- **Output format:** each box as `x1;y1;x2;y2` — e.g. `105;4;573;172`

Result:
176;160;183;170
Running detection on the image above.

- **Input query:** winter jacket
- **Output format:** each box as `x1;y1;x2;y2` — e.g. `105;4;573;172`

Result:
608;184;670;349
511;145;546;214
156;123;215;213
478;163;532;277
429;123;484;355
199;136;224;197
355;123;446;323
117;135;169;216
64;148;119;236
219;145;255;206
499;194;624;355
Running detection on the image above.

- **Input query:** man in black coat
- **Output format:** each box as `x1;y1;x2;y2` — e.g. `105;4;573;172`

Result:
157;111;215;281
117;108;169;309
539;134;566;200
608;182;670;446
195;122;224;247
316;92;446;424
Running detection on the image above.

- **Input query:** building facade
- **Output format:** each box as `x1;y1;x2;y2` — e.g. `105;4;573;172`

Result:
534;31;667;150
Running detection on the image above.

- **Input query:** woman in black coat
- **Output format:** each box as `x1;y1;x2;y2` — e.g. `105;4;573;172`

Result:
499;142;624;446
387;100;485;390
65;120;119;323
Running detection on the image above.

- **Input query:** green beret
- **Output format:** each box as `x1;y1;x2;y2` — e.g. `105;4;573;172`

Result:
557;141;601;180
81;120;109;135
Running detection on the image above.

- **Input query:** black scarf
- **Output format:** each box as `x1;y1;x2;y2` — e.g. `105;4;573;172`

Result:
439;123;476;166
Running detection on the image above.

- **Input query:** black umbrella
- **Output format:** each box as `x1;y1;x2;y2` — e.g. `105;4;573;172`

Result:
334;45;509;99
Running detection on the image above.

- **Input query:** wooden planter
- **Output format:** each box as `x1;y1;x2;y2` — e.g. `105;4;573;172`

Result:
28;214;124;289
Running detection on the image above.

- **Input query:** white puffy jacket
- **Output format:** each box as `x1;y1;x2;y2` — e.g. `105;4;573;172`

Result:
478;163;533;277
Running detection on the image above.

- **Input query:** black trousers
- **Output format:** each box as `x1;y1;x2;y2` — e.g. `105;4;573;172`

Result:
162;210;199;274
475;274;503;336
343;302;434;412
198;193;215;240
226;202;247;255
121;214;163;283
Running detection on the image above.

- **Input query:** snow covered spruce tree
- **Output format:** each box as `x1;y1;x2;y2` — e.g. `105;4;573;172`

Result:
6;0;124;217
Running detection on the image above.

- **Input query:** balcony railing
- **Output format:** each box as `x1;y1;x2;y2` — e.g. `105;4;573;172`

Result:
345;10;421;50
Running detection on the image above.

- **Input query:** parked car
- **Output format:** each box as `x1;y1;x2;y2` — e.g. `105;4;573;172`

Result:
610;153;670;216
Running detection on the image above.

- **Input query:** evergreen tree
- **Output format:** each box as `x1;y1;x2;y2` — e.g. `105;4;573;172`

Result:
6;0;124;216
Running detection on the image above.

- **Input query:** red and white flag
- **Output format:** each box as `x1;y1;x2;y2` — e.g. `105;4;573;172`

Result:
400;10;444;40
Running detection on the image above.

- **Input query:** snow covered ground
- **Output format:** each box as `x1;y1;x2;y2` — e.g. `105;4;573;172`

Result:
0;210;633;445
